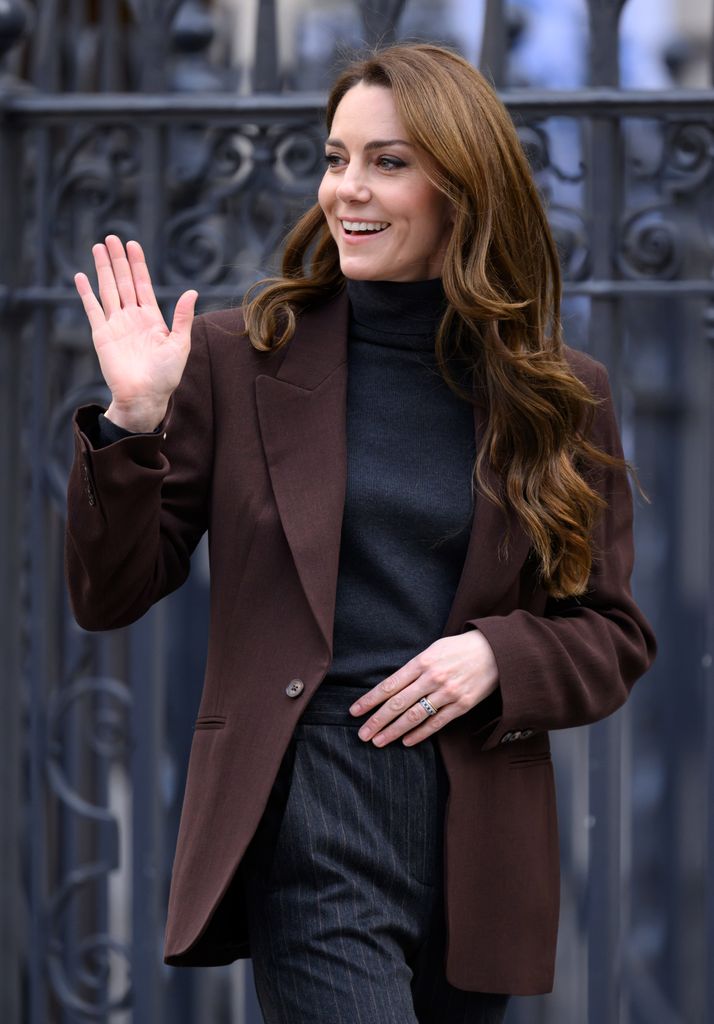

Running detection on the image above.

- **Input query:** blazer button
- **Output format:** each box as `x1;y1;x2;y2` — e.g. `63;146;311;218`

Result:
500;732;514;744
285;679;304;698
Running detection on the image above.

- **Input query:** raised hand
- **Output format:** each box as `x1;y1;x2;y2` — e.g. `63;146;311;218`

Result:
74;235;198;432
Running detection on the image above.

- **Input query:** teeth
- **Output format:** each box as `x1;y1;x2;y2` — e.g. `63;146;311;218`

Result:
342;220;389;232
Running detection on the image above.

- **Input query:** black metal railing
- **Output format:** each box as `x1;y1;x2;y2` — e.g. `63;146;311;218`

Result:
1;1;712;1021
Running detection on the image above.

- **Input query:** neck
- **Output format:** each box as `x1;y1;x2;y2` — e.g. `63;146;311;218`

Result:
346;278;447;347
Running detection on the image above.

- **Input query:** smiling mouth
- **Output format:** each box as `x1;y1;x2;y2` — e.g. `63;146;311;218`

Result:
340;220;390;235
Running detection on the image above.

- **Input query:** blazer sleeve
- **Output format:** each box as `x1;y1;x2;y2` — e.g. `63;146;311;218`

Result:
464;361;657;751
64;315;213;631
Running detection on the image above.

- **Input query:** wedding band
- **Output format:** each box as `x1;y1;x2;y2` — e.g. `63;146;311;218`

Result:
419;697;438;717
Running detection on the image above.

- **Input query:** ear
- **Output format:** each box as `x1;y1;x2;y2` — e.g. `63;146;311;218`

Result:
445;204;457;229
444;196;457;227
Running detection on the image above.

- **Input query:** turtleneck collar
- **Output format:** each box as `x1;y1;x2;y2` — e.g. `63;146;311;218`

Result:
346;277;447;351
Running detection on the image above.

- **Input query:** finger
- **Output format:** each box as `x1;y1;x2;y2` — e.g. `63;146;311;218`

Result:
105;234;139;308
401;702;462;747
74;272;108;333
367;694;448;747
93;242;121;317
126;240;162;312
170;290;198;339
358;684;441;741
349;668;414;716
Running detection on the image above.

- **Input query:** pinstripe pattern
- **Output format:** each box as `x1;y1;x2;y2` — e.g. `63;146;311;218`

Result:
242;684;509;1023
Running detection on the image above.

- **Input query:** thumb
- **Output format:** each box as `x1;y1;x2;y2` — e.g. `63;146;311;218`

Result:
170;289;198;338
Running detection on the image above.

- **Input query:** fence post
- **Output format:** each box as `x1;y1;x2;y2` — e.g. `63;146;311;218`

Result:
0;6;31;1021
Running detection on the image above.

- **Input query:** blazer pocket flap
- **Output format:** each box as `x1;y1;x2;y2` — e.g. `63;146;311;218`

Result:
508;749;552;768
194;715;227;730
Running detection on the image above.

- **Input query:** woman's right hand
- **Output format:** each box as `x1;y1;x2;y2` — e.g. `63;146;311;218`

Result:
74;235;198;432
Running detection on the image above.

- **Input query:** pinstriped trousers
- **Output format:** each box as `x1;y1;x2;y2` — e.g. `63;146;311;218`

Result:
242;683;510;1024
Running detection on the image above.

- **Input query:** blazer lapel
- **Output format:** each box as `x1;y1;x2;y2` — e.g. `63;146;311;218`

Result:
256;289;531;655
256;291;350;652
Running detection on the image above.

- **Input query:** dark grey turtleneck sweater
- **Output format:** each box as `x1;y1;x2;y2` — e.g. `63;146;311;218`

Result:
326;278;475;689
90;279;477;693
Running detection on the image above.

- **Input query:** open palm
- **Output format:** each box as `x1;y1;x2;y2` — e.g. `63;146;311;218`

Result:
74;235;198;427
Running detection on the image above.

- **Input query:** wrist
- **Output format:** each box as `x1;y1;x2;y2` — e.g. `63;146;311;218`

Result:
105;399;168;433
464;628;500;689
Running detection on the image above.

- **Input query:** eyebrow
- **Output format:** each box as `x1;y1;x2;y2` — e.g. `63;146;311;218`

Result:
325;137;414;152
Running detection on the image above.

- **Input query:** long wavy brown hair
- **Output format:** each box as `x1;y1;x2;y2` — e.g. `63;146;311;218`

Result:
243;43;629;599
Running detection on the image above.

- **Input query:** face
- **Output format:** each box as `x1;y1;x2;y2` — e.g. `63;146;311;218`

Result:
317;82;454;282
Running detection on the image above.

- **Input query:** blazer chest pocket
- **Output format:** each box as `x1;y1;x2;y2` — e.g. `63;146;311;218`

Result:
194;715;227;731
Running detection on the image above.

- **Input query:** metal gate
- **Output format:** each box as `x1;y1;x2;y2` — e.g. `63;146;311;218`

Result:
1;1;711;1021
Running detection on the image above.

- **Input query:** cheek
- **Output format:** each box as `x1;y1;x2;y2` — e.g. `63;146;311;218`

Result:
398;185;446;237
317;175;334;217
423;197;454;242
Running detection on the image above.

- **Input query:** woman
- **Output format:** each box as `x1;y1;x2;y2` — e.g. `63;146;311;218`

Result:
67;43;656;1023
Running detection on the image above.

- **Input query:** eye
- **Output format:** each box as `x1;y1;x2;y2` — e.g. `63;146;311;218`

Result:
376;156;406;171
324;153;345;168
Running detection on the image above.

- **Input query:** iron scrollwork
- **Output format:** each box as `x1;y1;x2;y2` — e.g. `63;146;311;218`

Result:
620;118;714;280
549;205;591;282
164;120;326;287
518;122;586;184
618;204;683;280
45;674;133;1017
517;120;590;281
4;2;714;1023
47;117;326;292
50;125;141;286
654;121;714;195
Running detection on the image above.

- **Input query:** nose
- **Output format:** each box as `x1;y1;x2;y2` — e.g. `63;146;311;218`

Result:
335;162;371;204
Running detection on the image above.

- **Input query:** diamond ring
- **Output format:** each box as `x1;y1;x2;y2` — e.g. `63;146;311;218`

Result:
419;697;438;717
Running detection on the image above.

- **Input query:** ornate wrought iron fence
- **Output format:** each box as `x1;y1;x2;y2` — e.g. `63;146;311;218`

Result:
1;1;712;1022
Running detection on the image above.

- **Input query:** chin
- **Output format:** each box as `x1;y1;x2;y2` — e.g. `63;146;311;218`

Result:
339;261;385;281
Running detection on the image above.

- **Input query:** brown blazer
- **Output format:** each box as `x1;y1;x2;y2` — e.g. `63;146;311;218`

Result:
65;290;656;996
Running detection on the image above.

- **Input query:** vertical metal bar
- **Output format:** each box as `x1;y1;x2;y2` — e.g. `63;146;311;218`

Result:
94;631;113;1018
705;25;714;1020
32;108;83;1022
357;0;406;48
254;0;279;92
0;332;22;1024
32;0;60;91
479;0;507;87
140;8;170;93
130;612;166;1024
585;3;625;1022
28;222;50;1024
0;0;29;79
130;119;167;1022
588;0;623;88
99;0;121;92
705;299;714;1024
0;111;23;1024
587;715;624;1023
61;613;82;1024
62;455;89;1024
139;121;164;303
67;0;81;90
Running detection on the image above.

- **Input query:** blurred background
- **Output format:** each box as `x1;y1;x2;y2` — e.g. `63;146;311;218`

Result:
0;1;712;1022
